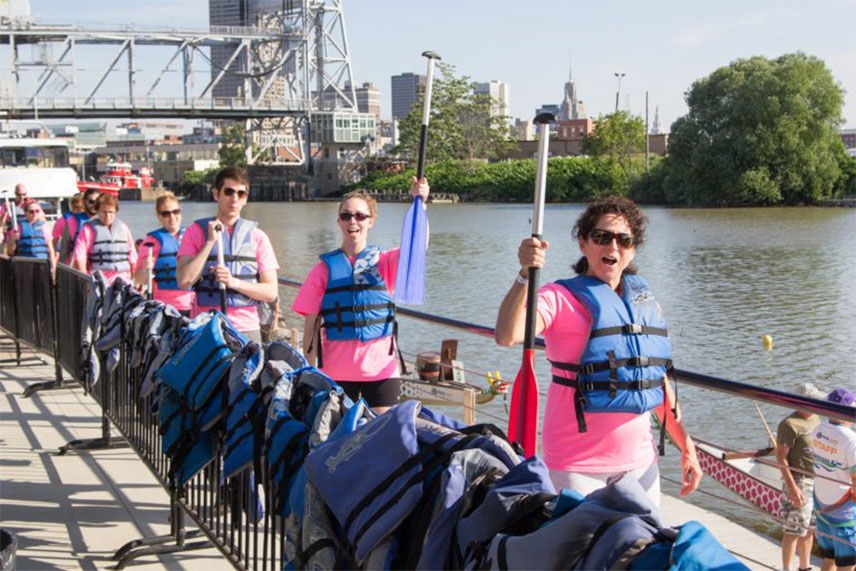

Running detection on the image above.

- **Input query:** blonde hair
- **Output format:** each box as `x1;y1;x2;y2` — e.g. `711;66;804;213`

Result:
155;191;179;212
69;193;85;212
339;190;378;220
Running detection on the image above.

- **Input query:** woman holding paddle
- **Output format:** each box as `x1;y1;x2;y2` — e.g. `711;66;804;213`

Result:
292;177;429;412
495;196;701;506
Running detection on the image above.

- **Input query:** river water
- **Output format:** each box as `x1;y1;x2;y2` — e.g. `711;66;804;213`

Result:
118;200;856;535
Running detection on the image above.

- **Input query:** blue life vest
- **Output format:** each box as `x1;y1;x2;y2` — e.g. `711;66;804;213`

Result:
146;226;184;291
550;274;672;433
157;311;247;485
86;218;131;272
194;217;259;308
223;341;308;479
16;220;49;259
319;246;395;342
303;400;520;566
59;211;90;262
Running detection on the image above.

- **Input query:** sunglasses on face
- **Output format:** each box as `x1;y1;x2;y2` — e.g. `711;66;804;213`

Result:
338;211;371;222
222;187;248;199
158;208;182;217
26;210;39;214
589;228;635;248
86;199;98;205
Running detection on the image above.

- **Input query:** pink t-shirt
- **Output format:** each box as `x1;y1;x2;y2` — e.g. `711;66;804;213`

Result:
292;248;400;382
537;282;657;473
177;220;279;333
135;234;194;311
71;220;137;285
51;216;66;242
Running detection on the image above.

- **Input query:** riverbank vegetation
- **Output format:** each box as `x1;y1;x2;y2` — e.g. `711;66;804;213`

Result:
352;53;856;206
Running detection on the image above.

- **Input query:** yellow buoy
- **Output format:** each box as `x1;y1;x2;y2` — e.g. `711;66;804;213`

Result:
762;334;773;350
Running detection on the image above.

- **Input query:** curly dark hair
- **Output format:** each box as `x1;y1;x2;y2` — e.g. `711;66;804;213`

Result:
571;195;647;275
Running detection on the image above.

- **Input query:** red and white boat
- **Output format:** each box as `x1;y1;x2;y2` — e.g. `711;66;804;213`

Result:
694;437;783;518
77;162;155;197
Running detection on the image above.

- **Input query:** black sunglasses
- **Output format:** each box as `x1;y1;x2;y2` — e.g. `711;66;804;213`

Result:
338;211;371;222
589;228;635;249
158;208;182;217
222;187;248;199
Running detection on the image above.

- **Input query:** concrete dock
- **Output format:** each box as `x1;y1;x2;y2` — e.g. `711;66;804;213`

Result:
0;343;789;570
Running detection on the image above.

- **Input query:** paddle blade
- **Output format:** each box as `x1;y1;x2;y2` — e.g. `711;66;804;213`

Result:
394;196;428;305
508;348;539;457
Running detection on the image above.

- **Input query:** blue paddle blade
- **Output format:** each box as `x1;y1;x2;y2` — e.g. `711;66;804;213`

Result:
394;196;428;305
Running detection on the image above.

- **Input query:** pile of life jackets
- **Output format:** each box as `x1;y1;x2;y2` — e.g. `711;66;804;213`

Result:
80;274;748;570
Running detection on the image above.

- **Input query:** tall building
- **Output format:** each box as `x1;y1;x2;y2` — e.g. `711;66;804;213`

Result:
391;72;426;121
559;65;586;121
355;82;381;120
208;0;291;98
474;81;510;120
651;105;662;135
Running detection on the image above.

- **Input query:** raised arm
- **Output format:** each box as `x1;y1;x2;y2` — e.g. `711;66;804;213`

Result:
495;237;548;346
176;220;218;291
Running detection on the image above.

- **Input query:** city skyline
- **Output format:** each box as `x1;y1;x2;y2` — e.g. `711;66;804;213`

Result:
25;0;856;130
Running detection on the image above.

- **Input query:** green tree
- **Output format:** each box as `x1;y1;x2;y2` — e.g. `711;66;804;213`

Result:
218;122;248;168
581;111;645;178
394;63;512;163
666;52;844;205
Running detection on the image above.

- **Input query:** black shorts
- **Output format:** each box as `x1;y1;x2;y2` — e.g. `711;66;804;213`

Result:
337;378;401;408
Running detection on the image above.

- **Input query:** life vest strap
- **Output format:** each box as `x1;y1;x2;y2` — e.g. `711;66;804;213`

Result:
588;323;669;338
319;302;395;316
323;283;387;295
205;254;257;264
320;315;395;330
549;356;672;375
551;375;663;392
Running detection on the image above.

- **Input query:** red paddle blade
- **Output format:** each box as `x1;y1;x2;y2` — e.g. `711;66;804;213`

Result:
508;348;539;457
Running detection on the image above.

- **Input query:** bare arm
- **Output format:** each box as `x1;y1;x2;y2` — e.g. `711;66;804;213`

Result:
656;378;702;496
302;313;319;366
494;237;548;346
777;444;803;507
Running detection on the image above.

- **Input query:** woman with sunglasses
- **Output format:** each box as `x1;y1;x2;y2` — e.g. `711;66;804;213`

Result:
7;199;57;272
133;192;193;314
72;193;136;285
292;177;429;413
495;196;701;506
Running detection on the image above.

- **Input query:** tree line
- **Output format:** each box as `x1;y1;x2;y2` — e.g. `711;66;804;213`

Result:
356;53;856;206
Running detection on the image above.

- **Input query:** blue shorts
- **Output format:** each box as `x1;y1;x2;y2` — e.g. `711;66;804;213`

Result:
816;516;856;567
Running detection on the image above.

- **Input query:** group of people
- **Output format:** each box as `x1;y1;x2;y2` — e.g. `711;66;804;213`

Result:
778;385;856;571
3;167;853;566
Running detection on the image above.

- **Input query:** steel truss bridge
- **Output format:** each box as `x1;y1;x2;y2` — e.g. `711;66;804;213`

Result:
0;0;358;165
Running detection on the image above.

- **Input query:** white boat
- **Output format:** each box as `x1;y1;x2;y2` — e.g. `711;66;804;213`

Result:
0;137;79;220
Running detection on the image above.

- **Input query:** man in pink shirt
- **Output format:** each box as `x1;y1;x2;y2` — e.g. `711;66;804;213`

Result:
71;193;136;285
176;166;279;343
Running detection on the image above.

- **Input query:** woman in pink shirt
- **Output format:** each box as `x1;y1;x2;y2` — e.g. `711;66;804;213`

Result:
133;192;194;314
71;193;136;285
292;178;429;412
495;196;701;506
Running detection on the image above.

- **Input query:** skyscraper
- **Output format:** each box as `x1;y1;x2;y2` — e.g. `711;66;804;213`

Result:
391;73;426;121
559;64;586;121
355;82;381;121
474;81;510;120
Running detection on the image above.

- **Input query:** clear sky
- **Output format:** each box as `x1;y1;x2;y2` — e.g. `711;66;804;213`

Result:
28;0;856;129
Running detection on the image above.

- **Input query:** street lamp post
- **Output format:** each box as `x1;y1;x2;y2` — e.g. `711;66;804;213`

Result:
614;72;626;113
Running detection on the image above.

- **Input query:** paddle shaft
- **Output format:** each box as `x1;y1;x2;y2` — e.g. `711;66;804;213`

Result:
5;194;17;234
146;248;154;301
755;403;778;449
215;223;227;313
523;118;551;349
416;54;438;180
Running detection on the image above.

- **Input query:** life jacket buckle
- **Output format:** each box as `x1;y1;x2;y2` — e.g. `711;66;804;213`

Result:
624;323;643;334
636;356;650;367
